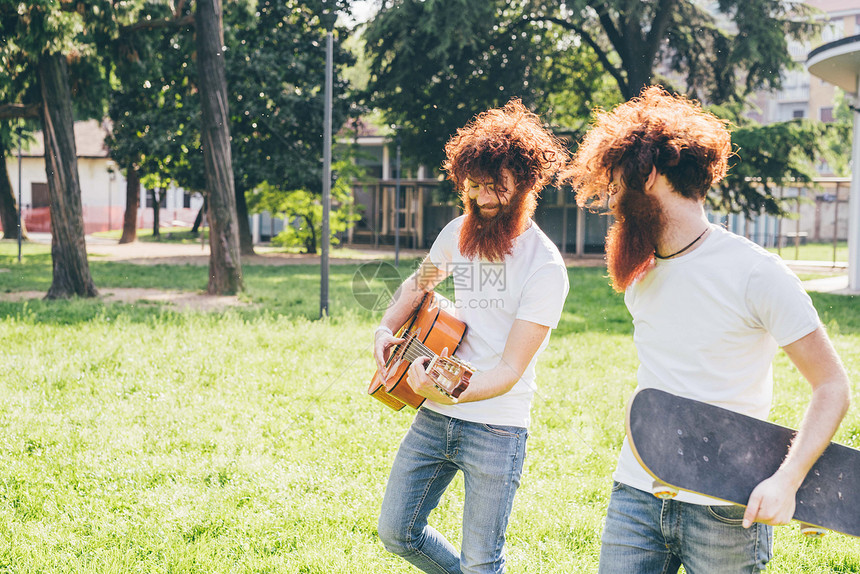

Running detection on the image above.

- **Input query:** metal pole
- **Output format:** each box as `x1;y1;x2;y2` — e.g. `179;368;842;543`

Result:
17;124;22;263
834;183;840;267
777;187;783;256
794;190;801;261
395;131;401;267
320;30;333;318
849;83;860;290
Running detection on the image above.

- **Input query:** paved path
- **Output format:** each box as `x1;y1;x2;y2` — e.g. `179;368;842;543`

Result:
24;233;858;295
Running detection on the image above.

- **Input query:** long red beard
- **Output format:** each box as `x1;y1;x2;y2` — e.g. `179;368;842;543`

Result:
459;191;535;262
605;189;665;292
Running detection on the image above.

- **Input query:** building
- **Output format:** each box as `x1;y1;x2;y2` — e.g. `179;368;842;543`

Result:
726;0;860;247
751;0;860;126
3;119;202;236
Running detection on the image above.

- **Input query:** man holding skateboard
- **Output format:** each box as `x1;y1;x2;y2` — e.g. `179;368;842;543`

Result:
372;100;570;573
564;86;850;572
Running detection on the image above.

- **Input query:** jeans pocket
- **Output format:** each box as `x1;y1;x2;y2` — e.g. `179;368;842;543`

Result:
610;481;624;493
706;504;746;525
481;423;522;437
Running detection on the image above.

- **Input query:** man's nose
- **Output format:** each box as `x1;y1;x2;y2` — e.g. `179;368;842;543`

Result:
475;186;495;204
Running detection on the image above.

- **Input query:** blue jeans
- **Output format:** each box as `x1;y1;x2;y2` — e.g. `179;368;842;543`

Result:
378;408;528;574
599;482;772;573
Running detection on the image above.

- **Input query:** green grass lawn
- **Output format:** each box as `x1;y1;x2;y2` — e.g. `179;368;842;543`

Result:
92;226;210;244
0;242;858;572
769;241;848;264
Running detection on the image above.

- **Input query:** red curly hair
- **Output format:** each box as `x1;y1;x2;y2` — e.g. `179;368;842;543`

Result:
443;99;569;203
563;86;732;209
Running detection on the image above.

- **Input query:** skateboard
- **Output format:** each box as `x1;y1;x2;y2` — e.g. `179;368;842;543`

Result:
626;388;860;538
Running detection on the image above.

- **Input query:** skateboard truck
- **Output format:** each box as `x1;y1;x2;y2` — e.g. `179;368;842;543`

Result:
651;479;679;499
799;523;828;538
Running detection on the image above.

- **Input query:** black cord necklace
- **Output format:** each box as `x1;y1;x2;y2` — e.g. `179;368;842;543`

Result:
655;227;709;260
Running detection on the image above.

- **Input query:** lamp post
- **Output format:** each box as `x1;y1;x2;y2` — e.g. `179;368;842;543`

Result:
16;123;22;264
394;127;402;267
320;21;334;319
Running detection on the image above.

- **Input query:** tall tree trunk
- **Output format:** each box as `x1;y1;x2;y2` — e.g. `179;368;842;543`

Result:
119;165;139;244
37;53;97;299
191;195;207;234
235;182;255;255
196;0;243;294
623;63;652;100
151;187;161;238
305;214;317;254
0;141;28;240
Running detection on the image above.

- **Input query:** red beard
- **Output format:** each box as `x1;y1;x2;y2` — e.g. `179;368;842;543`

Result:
605;188;665;292
459;190;535;262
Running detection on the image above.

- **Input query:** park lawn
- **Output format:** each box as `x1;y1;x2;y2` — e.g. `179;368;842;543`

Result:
0;242;858;572
768;241;848;264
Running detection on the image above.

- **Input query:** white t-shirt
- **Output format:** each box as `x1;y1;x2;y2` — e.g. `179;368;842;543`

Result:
424;216;569;428
614;224;821;504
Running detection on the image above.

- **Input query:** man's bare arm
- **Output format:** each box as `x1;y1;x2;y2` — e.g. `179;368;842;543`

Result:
742;327;851;528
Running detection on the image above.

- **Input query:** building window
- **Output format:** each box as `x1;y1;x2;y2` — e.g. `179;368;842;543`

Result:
183;192;193;208
31;183;50;208
792;109;805;119
820;107;834;123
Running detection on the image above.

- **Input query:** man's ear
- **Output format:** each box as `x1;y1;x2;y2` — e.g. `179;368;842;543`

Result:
643;166;658;195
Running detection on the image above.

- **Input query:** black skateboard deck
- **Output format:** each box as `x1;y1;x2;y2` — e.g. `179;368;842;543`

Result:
626;388;860;538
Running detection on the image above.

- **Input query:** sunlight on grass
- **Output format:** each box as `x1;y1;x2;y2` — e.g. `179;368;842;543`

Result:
768;241;848;263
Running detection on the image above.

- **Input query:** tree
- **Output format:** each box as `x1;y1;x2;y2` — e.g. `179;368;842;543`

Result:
0;124;29;240
106;1;203;244
119;165;140;243
362;0;831;217
521;0;819;102
715;119;849;216
196;0;243;294
38;52;98;298
224;0;353;256
362;0;614;169
0;1;112;298
247;156;364;254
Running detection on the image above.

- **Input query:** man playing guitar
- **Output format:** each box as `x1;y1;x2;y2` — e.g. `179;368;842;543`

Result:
372;100;570;574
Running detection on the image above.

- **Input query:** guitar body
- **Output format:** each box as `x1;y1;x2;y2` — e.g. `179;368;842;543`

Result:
368;292;469;411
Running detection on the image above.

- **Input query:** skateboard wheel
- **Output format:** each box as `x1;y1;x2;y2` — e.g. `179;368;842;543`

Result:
650;480;678;499
799;523;827;538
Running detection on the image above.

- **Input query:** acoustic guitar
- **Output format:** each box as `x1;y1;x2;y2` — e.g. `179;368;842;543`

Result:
368;291;474;411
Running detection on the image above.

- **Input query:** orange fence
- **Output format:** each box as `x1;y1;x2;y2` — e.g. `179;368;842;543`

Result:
1;207;200;235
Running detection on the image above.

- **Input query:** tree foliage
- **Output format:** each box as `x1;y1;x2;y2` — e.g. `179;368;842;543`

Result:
104;0;355;255
226;0;353;199
715;119;850;216
362;0;613;170
521;0;819;102
247;155;364;254
106;0;203;195
363;0;839;217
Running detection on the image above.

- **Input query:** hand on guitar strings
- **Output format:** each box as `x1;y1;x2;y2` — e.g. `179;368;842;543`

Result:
406;348;459;405
373;329;404;380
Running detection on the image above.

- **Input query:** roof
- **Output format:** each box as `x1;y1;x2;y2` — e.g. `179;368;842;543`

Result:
22;119;109;159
